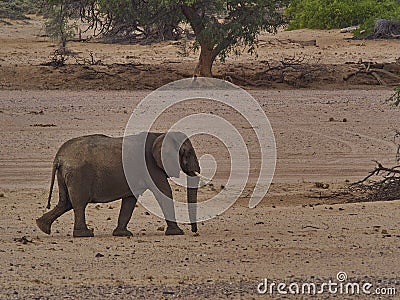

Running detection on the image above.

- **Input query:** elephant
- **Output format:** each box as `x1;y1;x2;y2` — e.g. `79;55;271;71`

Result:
36;131;200;237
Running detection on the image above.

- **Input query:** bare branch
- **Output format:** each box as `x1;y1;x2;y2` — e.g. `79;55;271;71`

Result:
353;161;400;185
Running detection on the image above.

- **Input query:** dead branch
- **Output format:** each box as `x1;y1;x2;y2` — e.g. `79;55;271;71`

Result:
72;51;102;66
331;132;400;203
224;73;262;86
343;61;400;86
370;71;387;85
280;54;307;66
40;49;69;68
252;54;324;87
353;161;400;185
302;222;329;230
395;130;400;163
343;70;361;81
371;68;400;81
369;19;400;39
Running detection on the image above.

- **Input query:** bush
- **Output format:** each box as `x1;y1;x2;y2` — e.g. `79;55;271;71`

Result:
387;86;400;107
286;0;400;34
0;0;36;20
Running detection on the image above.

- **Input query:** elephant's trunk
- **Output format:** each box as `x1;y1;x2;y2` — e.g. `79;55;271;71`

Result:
187;175;199;233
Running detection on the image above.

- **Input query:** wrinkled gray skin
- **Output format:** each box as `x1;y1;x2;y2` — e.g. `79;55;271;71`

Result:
36;132;200;237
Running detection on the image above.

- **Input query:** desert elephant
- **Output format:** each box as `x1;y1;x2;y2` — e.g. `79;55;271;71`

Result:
36;132;200;237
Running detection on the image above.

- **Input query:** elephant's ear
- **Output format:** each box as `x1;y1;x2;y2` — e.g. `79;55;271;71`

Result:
152;133;181;178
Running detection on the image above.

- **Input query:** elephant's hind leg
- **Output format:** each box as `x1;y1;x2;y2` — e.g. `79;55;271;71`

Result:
36;201;72;235
68;186;94;238
36;179;72;235
113;196;137;237
71;203;93;237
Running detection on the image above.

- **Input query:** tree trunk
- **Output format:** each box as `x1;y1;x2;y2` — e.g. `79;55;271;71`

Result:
194;46;215;77
180;5;216;77
371;19;400;38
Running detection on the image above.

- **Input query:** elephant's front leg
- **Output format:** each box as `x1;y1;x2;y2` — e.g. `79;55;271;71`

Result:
113;196;137;237
153;179;184;236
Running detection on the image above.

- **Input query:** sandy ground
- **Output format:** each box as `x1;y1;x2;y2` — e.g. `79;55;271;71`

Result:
1;89;400;299
0;17;400;299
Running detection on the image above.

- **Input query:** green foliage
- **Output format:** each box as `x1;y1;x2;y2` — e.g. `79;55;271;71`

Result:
179;0;288;63
0;0;36;19
76;0;183;40
40;0;79;52
286;0;400;33
387;86;400;107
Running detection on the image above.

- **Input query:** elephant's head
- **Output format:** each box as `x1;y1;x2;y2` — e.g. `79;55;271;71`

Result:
152;132;200;232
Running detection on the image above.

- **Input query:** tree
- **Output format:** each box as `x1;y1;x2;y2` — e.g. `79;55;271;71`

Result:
40;0;287;77
91;0;288;76
0;0;36;20
40;0;83;54
179;0;287;76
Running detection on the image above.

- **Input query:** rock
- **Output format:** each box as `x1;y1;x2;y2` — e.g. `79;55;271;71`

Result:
315;182;329;189
95;253;104;258
14;236;32;245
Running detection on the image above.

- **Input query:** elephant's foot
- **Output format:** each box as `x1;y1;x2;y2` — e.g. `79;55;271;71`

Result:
36;217;51;235
112;228;133;237
73;228;94;238
165;226;184;236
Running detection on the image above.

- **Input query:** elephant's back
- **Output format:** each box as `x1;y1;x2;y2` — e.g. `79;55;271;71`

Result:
56;134;123;166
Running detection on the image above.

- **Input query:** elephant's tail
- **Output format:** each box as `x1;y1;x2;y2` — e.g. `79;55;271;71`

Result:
47;159;59;209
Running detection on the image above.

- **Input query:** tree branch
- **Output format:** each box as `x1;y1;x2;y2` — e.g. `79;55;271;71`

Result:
212;36;234;59
353;161;400;185
180;4;204;37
